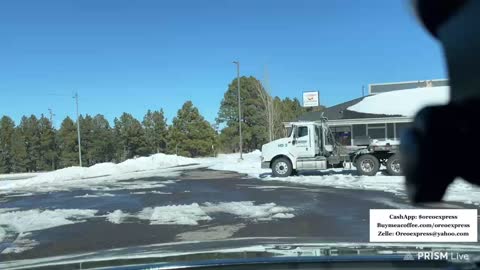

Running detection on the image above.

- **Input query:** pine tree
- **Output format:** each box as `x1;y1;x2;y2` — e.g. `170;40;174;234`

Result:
0;116;16;173
143;109;167;154
217;76;269;152
57;117;79;168
90;114;114;163
37;115;56;171
168;101;216;157
18;115;41;171
79;115;95;166
11;128;28;172
114;113;147;160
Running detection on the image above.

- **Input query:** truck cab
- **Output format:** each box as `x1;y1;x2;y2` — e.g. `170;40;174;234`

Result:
261;121;339;177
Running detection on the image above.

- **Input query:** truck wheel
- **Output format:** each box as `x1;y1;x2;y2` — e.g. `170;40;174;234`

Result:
356;154;380;176
272;157;293;177
386;154;402;176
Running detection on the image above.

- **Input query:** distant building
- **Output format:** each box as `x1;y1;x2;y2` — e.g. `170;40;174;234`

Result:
298;79;449;146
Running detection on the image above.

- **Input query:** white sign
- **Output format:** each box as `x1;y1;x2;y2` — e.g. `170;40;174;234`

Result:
370;209;477;242
303;91;319;107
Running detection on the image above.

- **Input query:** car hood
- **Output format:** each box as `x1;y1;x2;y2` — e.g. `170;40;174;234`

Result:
3;237;480;270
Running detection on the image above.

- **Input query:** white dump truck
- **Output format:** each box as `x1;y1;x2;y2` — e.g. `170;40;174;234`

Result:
260;119;401;177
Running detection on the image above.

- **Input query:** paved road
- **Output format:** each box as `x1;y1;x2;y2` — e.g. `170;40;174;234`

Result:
0;168;474;262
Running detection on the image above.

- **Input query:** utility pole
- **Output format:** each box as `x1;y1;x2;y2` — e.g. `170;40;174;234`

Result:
362;85;365;97
232;61;243;160
74;92;82;167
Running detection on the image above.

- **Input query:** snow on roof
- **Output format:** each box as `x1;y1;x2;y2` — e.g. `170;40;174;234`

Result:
348;86;450;117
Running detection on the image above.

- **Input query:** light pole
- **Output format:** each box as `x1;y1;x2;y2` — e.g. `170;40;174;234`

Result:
232;61;243;160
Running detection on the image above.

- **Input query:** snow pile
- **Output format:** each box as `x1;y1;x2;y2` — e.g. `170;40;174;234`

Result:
31;153;195;182
138;204;212;225
348;86;450;116
106;210;126;224
197;150;270;178
0;153;197;194
204;201;294;220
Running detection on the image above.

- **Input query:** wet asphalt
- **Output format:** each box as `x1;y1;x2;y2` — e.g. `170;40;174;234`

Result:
0;168;475;262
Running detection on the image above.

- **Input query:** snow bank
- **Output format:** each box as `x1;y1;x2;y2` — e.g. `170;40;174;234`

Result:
0;153;197;194
33;153;194;182
138;204;212;225
348;86;450;116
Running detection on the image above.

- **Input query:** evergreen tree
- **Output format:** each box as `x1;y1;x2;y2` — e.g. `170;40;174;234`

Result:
57;117;79;168
37;115;56;171
143;109;167;154
90;114;114;163
0;116;16;173
217;76;269;152
168;101;216;157
114;113;147;160
18;115;41;171
79;115;95;166
11;127;28;172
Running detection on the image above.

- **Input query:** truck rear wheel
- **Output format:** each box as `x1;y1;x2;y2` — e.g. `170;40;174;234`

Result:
271;157;293;177
386;154;402;176
355;154;380;176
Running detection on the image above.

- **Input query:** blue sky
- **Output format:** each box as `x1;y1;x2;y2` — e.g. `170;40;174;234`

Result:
0;0;447;127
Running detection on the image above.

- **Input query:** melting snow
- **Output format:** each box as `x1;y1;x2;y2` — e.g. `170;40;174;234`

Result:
105;201;295;226
348;86;450;116
106;210;127;224
0;208;98;253
74;193;116;198
0;226;5;242
137;204;212;225
204;201;294;221
0;209;98;233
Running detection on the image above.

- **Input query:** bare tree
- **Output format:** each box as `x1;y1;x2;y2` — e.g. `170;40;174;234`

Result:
254;81;275;142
